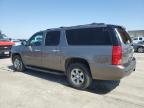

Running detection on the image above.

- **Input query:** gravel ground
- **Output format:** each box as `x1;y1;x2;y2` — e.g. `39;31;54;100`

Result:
0;53;144;108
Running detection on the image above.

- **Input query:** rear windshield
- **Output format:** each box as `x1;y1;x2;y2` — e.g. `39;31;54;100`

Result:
66;27;112;45
116;28;132;44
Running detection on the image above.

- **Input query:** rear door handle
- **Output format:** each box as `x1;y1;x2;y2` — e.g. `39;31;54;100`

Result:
34;50;41;52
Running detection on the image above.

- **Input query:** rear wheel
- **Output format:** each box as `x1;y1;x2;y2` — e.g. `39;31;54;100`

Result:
137;47;144;53
66;63;92;89
12;55;25;72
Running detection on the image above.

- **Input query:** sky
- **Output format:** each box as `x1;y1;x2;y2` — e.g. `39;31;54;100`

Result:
0;0;144;39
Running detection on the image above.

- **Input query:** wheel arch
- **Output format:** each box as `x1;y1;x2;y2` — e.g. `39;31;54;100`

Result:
65;57;92;76
12;53;22;61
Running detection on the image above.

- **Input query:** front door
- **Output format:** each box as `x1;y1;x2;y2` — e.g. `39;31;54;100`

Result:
22;32;43;67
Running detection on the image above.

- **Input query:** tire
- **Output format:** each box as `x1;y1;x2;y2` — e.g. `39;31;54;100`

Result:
137;47;144;53
12;55;25;72
66;63;92;90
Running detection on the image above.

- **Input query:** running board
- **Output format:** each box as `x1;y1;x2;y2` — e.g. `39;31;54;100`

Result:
25;66;65;76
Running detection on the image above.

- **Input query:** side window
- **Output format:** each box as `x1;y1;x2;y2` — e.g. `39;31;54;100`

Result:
29;33;43;46
45;31;60;46
66;28;112;45
139;37;142;40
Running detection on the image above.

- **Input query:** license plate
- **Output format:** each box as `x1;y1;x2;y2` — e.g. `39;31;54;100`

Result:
4;52;9;54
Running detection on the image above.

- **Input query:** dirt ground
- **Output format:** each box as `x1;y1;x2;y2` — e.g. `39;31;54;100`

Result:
0;53;144;108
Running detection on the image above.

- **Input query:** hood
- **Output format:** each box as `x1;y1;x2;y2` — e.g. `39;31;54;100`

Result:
0;41;15;46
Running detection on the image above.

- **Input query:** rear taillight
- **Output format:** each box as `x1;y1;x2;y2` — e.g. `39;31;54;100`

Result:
112;46;122;65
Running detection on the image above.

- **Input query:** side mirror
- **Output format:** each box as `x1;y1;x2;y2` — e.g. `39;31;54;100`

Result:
21;40;28;46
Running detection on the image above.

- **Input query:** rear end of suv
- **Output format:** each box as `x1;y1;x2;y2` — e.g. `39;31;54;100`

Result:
11;23;136;90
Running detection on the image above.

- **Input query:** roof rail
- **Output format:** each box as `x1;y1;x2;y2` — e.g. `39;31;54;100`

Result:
90;23;105;25
61;23;106;29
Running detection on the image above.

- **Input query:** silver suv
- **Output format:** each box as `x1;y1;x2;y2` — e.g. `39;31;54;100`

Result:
11;23;136;89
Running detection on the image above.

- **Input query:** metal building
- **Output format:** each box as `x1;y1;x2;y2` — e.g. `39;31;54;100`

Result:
128;30;144;38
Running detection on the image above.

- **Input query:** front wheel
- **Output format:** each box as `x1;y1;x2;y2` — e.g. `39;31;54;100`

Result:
12;55;25;72
66;63;92;90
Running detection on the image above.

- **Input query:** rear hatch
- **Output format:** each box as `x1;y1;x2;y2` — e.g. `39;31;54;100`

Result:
115;27;134;65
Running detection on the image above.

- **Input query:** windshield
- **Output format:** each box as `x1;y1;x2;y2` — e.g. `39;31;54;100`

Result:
0;34;10;41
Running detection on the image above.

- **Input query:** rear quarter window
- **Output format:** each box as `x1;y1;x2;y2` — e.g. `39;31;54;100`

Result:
66;28;112;45
116;28;132;44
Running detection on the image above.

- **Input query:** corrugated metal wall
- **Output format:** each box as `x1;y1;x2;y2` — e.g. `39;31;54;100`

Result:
128;30;144;37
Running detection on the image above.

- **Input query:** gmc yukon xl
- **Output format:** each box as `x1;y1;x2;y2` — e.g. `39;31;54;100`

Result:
11;23;136;89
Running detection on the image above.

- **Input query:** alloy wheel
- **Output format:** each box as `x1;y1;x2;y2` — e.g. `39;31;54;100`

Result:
70;68;85;85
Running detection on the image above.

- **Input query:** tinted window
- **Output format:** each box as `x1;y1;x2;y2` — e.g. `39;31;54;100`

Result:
116;28;132;44
45;31;60;46
66;28;112;45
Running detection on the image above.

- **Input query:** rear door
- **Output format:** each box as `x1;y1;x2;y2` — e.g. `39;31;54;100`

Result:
42;30;61;70
115;27;134;64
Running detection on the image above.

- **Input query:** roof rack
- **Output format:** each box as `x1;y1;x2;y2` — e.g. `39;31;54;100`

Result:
59;23;106;29
46;23;107;31
90;23;105;25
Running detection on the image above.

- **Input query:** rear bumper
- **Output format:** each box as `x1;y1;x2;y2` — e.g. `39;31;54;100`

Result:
91;57;136;80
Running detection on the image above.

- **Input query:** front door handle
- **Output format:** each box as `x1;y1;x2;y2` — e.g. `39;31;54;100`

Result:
51;49;60;52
